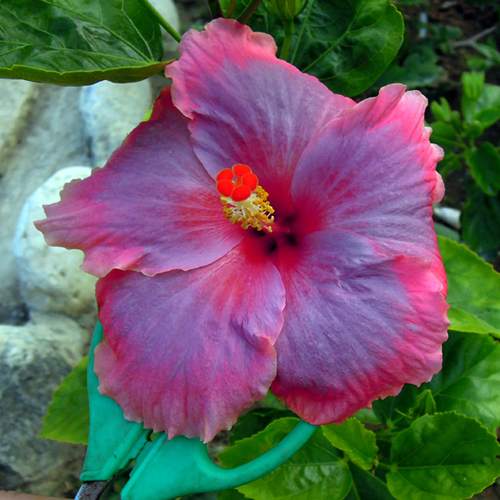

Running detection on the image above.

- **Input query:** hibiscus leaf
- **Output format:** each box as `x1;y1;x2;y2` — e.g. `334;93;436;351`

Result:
460;184;500;254
0;0;165;86
322;418;378;470
386;413;500;500
288;0;404;97
373;331;500;431
425;331;500;432
345;463;396;500
466;142;500;197
218;417;353;500
39;355;90;445
229;407;295;445
438;236;500;336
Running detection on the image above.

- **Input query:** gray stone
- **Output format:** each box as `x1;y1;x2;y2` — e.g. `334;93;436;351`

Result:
14;167;98;331
0;84;90;319
0;80;40;176
79;80;154;168
0;315;87;496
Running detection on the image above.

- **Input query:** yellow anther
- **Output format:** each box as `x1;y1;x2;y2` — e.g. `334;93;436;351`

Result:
220;185;274;232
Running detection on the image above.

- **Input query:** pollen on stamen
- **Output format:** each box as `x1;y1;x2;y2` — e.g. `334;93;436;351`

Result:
216;165;275;232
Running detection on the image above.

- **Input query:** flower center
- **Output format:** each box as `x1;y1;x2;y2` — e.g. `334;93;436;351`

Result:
216;164;275;232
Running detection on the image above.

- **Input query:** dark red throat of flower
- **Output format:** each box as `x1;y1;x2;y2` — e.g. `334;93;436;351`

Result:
216;164;274;232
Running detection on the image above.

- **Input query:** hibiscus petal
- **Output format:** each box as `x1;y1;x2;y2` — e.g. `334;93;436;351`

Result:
94;242;285;442
271;230;449;425
291;84;446;291
35;87;243;278
165;19;354;211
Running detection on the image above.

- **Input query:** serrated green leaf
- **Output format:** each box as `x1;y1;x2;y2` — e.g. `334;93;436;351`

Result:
40;355;89;444
218;418;352;500
427;331;500;431
345;463;396;500
322;418;378;470
466;142;500;196
461;184;500;253
387;413;500;500
0;0;165;86
438;236;500;335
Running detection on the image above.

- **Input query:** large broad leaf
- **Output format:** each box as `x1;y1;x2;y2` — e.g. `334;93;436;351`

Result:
345;463;396;500
0;0;165;85
426;331;500;431
438;236;500;336
372;330;500;431
289;0;404;97
218;418;353;500
247;0;403;97
386;413;500;500
322;418;378;470
39;355;90;444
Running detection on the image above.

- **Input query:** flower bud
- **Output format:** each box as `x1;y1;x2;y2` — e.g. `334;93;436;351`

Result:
263;0;307;20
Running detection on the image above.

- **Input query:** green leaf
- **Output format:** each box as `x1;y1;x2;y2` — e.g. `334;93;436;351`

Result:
461;71;485;122
373;329;500;432
374;41;442;90
427;331;500;431
461;184;500;253
283;0;403;97
322;418;378;470
475;107;500;128
40;355;90;444
466;142;500;196
229;407;295;445
475;83;500;114
431;98;453;123
438;236;500;335
218;418;353;500
433;222;460;242
0;0;165;86
429;122;460;155
387;413;500;500
345;463;396;500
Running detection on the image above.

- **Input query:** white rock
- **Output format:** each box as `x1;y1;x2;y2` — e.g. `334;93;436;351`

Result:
79;80;154;167
0;315;86;495
0;84;90;322
14;167;98;329
433;206;461;230
149;0;181;53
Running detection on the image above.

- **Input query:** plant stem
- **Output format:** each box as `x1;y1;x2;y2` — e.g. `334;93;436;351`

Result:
137;0;182;43
207;0;224;19
238;0;263;24
280;19;294;60
226;0;237;17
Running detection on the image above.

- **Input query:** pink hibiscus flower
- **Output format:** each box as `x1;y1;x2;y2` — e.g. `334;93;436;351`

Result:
36;19;449;443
